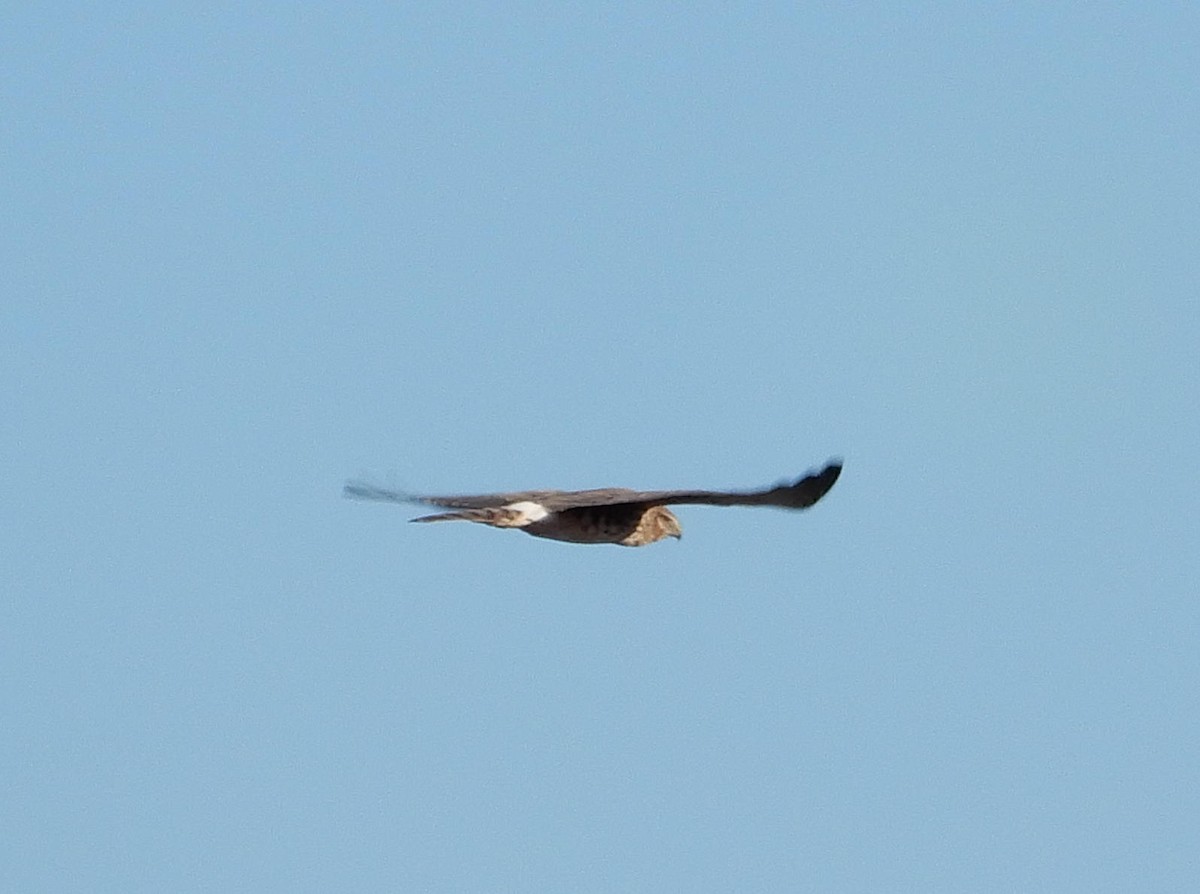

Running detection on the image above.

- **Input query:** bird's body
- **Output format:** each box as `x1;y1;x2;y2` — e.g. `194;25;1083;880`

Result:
345;460;841;547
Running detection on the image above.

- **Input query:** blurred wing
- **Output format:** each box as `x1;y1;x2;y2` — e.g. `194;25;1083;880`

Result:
343;482;422;505
344;480;565;510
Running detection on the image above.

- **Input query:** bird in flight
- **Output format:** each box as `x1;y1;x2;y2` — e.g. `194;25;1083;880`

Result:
344;459;841;547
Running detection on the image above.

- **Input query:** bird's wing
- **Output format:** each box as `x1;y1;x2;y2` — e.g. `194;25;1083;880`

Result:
557;461;843;511
344;460;842;513
344;481;571;509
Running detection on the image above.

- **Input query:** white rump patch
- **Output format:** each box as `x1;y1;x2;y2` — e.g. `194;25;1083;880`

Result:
503;500;549;525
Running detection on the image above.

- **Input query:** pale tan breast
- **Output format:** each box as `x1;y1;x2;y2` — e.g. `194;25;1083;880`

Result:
619;506;681;546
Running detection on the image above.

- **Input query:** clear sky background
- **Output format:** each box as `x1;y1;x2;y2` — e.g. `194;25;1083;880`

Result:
4;4;1198;891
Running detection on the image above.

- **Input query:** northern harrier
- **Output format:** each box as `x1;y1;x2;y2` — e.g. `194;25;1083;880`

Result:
344;460;841;547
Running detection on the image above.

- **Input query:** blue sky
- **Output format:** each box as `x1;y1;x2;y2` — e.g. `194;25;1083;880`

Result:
3;3;1198;890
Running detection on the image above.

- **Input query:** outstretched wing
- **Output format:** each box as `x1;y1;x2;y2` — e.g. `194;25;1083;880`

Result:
344;460;842;513
343;481;582;509
547;460;843;511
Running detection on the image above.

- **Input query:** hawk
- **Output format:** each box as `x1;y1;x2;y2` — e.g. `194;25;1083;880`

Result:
344;460;841;547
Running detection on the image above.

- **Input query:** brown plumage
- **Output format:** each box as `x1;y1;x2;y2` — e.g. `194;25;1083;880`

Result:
344;460;841;547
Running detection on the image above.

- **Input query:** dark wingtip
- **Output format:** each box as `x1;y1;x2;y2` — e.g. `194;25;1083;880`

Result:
819;459;842;485
798;459;842;507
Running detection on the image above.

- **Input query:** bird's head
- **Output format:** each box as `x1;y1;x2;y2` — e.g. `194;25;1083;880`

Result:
645;505;683;542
